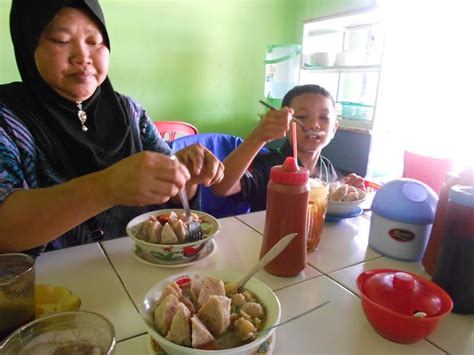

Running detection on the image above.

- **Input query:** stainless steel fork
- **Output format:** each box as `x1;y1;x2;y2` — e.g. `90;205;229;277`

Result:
177;188;203;242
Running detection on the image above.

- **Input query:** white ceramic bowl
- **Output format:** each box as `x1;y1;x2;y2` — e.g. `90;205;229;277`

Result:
327;189;366;215
126;209;221;265
310;52;335;67
141;269;281;355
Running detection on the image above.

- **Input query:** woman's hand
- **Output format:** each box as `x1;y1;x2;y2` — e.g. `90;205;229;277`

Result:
250;107;293;145
343;173;366;191
175;144;224;187
99;151;190;206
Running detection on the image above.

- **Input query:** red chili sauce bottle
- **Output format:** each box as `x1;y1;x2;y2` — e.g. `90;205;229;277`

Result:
261;157;309;277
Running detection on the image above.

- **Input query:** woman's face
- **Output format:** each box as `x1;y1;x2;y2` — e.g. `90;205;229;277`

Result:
289;93;338;154
34;7;109;102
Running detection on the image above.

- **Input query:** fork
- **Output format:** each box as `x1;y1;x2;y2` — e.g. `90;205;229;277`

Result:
177;188;203;242
169;155;203;241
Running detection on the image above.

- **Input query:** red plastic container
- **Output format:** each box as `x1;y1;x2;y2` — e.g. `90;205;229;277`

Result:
357;269;453;344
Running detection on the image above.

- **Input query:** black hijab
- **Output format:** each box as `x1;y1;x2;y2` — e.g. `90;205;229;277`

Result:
0;0;138;180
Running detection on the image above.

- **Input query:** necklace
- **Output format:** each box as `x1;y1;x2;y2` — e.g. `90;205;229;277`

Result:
76;101;88;132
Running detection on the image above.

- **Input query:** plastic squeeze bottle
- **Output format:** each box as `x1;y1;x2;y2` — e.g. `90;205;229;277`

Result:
261;157;310;277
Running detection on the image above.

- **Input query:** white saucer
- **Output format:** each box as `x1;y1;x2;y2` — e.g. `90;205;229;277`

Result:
133;239;216;268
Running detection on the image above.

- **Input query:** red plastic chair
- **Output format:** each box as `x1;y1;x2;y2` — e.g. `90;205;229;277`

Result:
402;151;455;195
154;120;198;141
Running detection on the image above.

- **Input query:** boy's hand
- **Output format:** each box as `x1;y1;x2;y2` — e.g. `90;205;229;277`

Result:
251;107;294;144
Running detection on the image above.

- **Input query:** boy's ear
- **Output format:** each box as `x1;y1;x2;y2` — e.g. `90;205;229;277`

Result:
330;120;339;139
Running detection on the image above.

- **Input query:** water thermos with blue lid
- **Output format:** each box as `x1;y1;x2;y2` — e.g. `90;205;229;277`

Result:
432;185;474;314
368;178;438;261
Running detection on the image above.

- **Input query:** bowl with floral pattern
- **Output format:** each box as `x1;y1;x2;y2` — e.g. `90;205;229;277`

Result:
126;209;221;265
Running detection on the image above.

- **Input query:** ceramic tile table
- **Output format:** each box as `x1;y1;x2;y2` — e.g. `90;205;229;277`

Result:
330;257;474;355
100;216;321;311
35;212;472;354
236;210;383;273
35;242;144;341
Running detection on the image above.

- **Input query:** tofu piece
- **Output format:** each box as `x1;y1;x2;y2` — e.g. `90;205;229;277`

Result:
148;221;163;243
197;276;225;307
161;223;178;244
190;278;202;304
197;295;231;336
157;282;183;305
166;302;191;346
154;294;180;335
191;315;215;349
170;219;188;243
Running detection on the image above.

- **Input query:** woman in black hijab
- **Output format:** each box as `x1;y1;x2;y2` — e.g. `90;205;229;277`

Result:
0;0;224;253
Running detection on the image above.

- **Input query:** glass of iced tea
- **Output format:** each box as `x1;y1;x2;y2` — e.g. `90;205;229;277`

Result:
0;253;35;341
307;178;329;251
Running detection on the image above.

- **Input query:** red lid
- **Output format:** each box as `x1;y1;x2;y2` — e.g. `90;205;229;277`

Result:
270;157;309;186
358;269;453;317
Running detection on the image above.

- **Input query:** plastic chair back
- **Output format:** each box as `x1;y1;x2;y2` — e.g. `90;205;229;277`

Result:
154;121;198;141
169;133;269;218
403;151;455;195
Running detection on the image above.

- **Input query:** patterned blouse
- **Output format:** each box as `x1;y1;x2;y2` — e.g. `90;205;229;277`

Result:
0;95;177;253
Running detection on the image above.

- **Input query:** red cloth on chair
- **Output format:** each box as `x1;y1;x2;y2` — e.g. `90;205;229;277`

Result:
403;151;455;195
154;121;198;141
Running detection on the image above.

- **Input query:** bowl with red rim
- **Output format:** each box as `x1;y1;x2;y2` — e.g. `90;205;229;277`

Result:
356;269;453;344
126;209;221;265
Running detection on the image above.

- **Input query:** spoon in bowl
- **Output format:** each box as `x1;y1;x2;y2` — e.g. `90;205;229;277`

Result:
231;233;298;292
256;299;331;337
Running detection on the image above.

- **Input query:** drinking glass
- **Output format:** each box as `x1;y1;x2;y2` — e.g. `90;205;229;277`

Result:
307;179;329;251
0;253;35;341
0;311;116;354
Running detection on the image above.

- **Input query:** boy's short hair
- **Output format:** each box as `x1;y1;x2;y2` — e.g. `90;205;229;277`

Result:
281;84;335;108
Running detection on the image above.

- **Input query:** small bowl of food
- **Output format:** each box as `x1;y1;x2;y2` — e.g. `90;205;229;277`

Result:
140;269;281;355
126;209;221;265
327;183;366;216
357;269;452;344
0;311;116;354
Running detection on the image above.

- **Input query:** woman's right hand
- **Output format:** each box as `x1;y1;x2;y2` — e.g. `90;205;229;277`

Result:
99;151;190;206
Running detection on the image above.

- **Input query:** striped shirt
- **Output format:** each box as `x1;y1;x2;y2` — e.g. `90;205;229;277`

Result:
0;95;173;253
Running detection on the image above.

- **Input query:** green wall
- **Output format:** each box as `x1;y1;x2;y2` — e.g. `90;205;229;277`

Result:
0;0;373;138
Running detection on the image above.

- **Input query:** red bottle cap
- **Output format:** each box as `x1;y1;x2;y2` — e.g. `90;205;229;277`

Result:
270;157;309;186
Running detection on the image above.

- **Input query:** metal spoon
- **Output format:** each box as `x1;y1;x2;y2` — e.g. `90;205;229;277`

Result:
233;233;298;291
256;300;331;336
258;100;322;139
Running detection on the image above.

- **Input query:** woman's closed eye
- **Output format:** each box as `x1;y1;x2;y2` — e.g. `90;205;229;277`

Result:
50;37;69;45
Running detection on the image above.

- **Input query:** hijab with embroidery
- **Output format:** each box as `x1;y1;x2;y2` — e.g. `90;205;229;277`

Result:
0;0;138;180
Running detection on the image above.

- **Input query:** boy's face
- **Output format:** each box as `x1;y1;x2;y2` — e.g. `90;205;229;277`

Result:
288;93;338;154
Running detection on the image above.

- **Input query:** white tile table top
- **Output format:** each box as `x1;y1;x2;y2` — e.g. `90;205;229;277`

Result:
115;334;149;355
307;214;382;273
35;243;145;341
237;210;382;273
235;210;266;233
330;257;474;355
272;275;445;354
101;217;320;311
